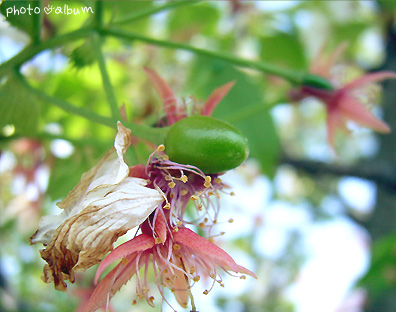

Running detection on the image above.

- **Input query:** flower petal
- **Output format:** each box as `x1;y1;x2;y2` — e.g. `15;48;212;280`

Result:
174;228;256;278
200;81;235;116
95;234;155;284
338;94;391;133
143;67;181;125
343;71;396;91
30;122;132;246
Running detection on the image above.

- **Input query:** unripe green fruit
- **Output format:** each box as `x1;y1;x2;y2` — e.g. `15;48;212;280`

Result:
164;115;249;174
302;73;334;91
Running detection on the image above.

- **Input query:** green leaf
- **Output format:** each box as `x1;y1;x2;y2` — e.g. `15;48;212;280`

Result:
0;75;40;135
0;0;41;39
167;3;220;38
260;32;307;70
189;57;280;177
69;38;96;69
359;231;396;298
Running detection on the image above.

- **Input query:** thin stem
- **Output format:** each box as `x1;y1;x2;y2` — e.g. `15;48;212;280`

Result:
92;33;121;120
95;1;104;28
18;76;168;145
110;0;201;27
0;27;94;77
31;0;43;44
102;27;304;85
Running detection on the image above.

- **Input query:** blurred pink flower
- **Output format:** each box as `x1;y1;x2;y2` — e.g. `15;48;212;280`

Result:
290;44;396;149
144;67;234;125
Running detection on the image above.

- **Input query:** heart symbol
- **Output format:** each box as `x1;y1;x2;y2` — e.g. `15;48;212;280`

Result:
44;6;52;14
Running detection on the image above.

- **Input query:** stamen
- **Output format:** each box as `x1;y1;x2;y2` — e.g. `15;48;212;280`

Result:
193;276;201;282
190;195;198;201
163;203;171;210
180;175;188;183
230;191;235;196
228;218;234;223
204;176;212;188
168;182;176;189
173;244;181;250
163;155;169;160
181;189;188;196
215;177;222;184
240;275;246;280
149;296;155;303
157;144;165;152
132;299;137;305
203;290;209;295
155;237;162;244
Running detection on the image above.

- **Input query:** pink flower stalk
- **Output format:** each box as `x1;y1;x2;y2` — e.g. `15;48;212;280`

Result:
144;67;234;125
290;44;396;149
84;219;256;312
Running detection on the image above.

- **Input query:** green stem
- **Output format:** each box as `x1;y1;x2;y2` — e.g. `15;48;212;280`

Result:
0;27;94;77
18;76;168;145
31;0;43;44
95;1;104;28
92;33;121;120
110;0;201;27
102;27;304;85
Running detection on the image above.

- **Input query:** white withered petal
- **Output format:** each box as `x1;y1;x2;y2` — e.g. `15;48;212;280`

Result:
30;122;164;291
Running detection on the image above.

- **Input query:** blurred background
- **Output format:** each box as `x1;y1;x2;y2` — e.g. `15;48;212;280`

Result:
1;1;396;311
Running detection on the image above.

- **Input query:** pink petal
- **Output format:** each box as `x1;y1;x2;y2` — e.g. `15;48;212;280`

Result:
94;234;155;284
326;105;342;150
200;81;235;116
153;209;167;244
143;67;178;125
174;228;256;278
83;261;125;312
338;94;391;133
343;71;396;91
310;42;348;77
128;164;148;179
84;257;139;312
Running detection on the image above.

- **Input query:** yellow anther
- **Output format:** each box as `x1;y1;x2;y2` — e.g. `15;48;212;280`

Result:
230;191;235;196
213;219;217;224
163;155;169;160
172;227;179;232
165;176;172;181
220;283;225;287
170;192;175;198
220;231;225;235
208;191;214;196
203;290;209;295
163;203;171;210
168;182;176;189
216;192;221;199
149;296;155;303
190;195;198;201
177;221;183;226
205;176;212;183
208;237;214;243
204;181;211;188
143;287;150;293
198;222;205;228
163;269;168;274
228;218;234;223
240;275;246;280
155;237;162;244
193;276;201;282
157;144;165;152
173;244;181;250
181;189;188;196
181;175;188;183
204;217;209;223
210;273;216;279
215;177;222;184
197;204;203;211
121;258;128;264
190;267;196;274
132;299;137;305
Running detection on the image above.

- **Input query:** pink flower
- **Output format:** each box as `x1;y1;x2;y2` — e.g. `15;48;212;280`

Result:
144;67;234;125
290;44;396;149
84;218;256;312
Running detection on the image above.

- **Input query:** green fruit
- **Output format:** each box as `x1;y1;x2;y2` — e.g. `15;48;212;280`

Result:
302;73;334;91
165;115;249;174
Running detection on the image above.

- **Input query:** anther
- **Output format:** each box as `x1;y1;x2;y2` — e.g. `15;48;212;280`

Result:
163;203;171;210
132;299;137;305
215;177;222;184
181;189;188;196
190;195;198;201
230;191;235;196
198;222;205;228
149;296;155;303
165;176;172;181
228;218;234;223
193;276;201;282
177;221;183;226
170;193;175;198
204;217;209;223
240;275;246;280
172;227;179;232
168;182;176;189
208;191;214;196
163;155;169;160
190;267;196;274
173;244;181;250
204;176;212;188
213;219;217;224
203;290;209;295
181;175;188;183
157;144;165;152
155;237;162;244
121;258;128;264
197;204;203;211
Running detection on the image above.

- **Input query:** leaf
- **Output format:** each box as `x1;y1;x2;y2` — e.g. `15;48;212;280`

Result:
69;38;96;69
0;0;41;39
0;75;40;135
189;57;280;176
260;32;307;70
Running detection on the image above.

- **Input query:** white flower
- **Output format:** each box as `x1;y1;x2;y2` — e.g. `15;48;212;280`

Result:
30;122;164;291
